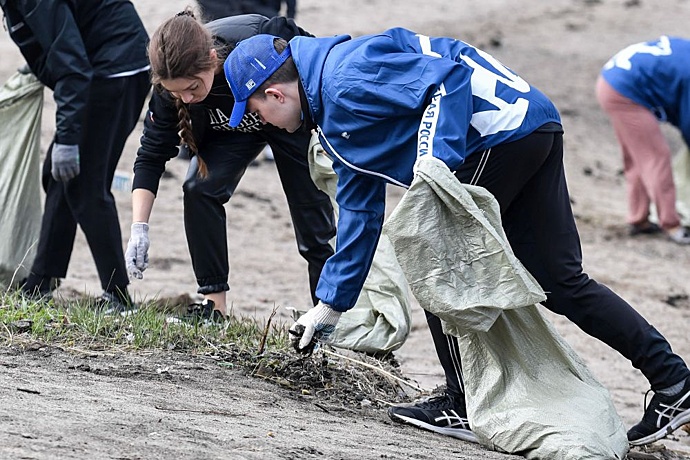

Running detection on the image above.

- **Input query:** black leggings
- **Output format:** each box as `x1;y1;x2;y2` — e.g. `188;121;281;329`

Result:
428;129;689;397
182;128;335;304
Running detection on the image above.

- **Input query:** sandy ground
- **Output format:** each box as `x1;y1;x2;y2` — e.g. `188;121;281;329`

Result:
2;0;690;458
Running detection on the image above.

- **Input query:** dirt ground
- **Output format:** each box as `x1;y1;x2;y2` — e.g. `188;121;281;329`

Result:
2;0;690;458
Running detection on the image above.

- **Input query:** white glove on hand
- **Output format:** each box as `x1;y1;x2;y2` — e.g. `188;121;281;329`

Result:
125;222;149;279
289;301;342;354
51;143;80;181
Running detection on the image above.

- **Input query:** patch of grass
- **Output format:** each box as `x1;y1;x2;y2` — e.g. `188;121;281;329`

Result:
0;290;421;409
0;290;292;358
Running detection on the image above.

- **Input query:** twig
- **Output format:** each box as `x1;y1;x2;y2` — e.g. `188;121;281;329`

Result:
202;336;219;353
7;240;38;294
258;304;279;355
314;402;330;413
154;405;244;417
1;322;12;346
322;349;429;393
17;387;40;395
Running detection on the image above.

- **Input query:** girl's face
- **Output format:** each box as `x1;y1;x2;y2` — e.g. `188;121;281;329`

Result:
160;67;215;104
159;49;219;104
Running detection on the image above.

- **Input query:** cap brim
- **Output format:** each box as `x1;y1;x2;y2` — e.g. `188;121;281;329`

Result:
229;99;247;128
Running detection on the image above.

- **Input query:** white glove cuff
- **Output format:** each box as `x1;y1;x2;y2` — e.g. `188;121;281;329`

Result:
313;301;342;325
131;222;149;231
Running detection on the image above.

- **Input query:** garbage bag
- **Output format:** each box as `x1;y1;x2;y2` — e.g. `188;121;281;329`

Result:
307;133;412;354
0;71;44;288
384;155;628;459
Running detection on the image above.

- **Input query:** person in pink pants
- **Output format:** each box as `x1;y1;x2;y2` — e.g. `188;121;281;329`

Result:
597;35;690;245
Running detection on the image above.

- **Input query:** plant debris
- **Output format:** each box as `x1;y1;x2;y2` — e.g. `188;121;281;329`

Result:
213;345;425;411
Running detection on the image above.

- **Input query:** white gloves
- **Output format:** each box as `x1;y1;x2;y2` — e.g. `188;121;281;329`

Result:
51;143;80;181
125;222;149;279
289;301;342;354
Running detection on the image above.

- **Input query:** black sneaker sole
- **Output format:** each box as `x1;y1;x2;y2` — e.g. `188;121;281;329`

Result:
629;408;690;446
389;412;479;443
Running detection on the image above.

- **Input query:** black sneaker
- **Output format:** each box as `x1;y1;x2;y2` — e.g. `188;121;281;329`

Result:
166;299;226;325
19;276;60;301
628;377;690;446
97;291;138;317
20;285;53;302
388;393;477;443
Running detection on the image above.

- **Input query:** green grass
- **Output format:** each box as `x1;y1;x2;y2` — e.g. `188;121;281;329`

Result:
0;290;291;355
0;289;419;408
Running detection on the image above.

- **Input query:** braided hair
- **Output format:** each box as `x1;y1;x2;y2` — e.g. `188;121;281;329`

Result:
148;7;223;178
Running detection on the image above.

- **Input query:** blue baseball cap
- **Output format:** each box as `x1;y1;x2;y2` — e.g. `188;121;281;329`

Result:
224;34;291;128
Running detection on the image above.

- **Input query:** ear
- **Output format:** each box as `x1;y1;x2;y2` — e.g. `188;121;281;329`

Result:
210;48;218;61
265;87;285;102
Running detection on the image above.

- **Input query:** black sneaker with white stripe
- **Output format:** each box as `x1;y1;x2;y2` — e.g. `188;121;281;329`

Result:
388;393;477;443
628;377;690;446
166;299;226;325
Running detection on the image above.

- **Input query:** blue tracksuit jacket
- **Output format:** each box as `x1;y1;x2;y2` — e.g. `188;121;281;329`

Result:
290;27;561;310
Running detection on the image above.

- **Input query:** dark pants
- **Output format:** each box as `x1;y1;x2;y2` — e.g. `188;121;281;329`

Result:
31;72;150;292
183;128;335;305
429;129;690;397
197;0;295;22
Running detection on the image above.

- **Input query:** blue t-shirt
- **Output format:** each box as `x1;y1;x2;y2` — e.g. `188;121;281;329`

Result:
601;35;690;142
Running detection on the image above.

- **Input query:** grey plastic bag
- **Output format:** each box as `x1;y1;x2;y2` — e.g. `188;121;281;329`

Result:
307;134;412;354
0;71;44;287
385;155;628;459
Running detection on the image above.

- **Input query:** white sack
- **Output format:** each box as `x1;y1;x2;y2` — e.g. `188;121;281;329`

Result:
384;155;628;459
0;71;44;287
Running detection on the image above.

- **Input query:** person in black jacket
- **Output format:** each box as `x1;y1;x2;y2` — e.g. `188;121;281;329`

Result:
0;0;151;311
196;0;297;22
126;8;334;321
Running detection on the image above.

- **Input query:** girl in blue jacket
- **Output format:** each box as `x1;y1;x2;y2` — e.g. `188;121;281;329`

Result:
224;29;690;446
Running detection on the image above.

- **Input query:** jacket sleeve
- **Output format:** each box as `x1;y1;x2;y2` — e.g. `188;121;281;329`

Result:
17;0;93;145
315;161;386;311
132;91;184;196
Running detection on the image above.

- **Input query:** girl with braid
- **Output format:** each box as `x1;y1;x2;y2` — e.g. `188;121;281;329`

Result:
126;8;335;322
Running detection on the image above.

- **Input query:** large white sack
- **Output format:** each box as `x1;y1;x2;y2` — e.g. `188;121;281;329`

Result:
385;155;628;459
0;71;44;287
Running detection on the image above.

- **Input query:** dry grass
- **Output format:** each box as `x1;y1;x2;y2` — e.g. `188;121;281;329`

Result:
0;290;423;412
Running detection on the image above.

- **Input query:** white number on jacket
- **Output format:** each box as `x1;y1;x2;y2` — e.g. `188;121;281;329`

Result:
418;34;530;137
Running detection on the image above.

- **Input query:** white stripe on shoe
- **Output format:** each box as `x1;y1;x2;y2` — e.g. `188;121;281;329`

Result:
391;411;479;444
629;393;690;446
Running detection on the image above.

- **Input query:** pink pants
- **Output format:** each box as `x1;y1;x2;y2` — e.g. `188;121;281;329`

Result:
596;76;680;229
